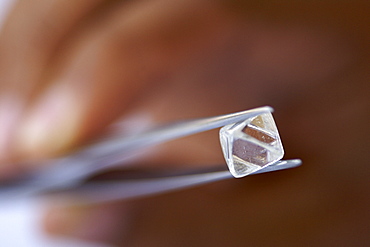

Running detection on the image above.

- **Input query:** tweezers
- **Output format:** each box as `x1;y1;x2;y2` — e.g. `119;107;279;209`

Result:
0;106;301;204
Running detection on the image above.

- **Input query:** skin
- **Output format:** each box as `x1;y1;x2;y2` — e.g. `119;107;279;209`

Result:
0;0;369;246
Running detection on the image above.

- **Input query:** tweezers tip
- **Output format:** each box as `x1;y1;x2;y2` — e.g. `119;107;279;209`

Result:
279;159;302;170
264;106;274;112
252;106;274;113
290;159;303;166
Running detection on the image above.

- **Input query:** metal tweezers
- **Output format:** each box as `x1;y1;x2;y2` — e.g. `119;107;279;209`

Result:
0;106;301;204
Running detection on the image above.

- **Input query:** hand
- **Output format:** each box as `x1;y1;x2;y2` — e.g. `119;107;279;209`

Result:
0;0;369;246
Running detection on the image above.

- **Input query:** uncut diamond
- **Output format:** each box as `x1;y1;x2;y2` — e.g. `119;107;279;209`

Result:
220;113;284;178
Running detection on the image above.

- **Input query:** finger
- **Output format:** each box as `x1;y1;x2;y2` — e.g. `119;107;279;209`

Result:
0;0;106;94
0;0;109;167
13;0;236;162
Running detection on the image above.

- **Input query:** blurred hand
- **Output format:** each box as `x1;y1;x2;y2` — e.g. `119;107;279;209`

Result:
0;0;237;172
0;0;369;246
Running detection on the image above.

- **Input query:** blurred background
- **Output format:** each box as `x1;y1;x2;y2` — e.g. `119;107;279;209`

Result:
0;0;369;246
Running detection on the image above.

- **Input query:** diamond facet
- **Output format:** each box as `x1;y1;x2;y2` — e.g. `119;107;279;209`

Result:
220;112;284;178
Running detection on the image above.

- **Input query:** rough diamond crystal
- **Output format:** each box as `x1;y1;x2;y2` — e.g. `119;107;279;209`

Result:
220;112;284;178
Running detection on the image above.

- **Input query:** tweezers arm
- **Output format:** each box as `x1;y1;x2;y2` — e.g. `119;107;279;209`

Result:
54;159;301;205
83;106;273;159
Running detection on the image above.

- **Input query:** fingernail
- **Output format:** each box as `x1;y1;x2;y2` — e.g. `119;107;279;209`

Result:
43;204;89;237
15;84;83;160
43;203;125;242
